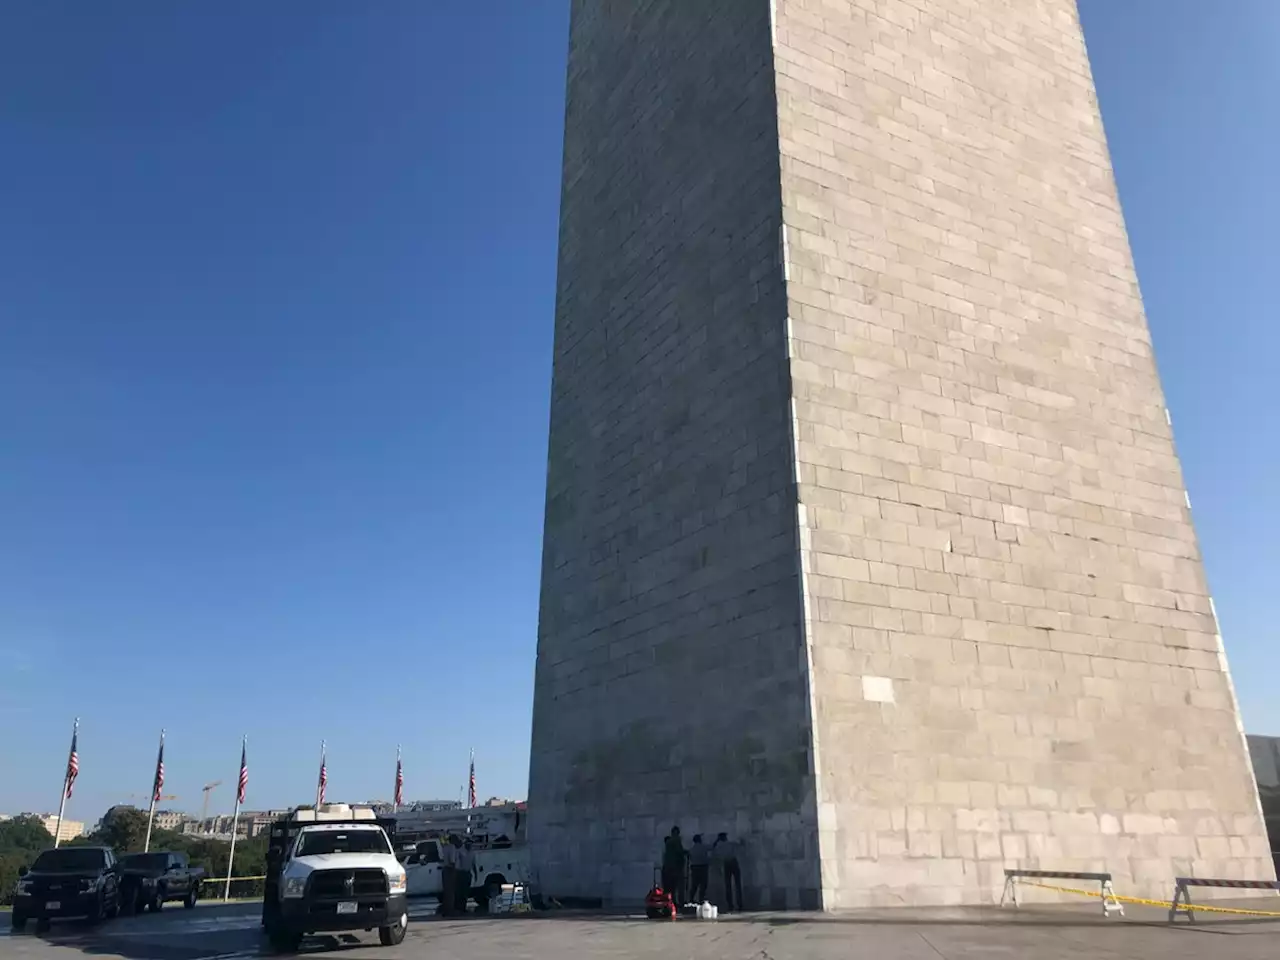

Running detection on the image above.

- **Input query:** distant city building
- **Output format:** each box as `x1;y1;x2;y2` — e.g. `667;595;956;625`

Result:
34;814;85;843
243;810;290;837
177;809;287;839
181;814;236;838
368;799;461;815
411;799;462;813
151;810;187;832
0;813;80;843
483;797;515;808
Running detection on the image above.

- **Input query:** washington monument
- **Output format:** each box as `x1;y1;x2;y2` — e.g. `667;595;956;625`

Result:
528;0;1273;909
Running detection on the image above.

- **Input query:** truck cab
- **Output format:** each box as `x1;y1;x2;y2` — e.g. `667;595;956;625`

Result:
118;851;204;913
11;846;121;931
261;804;407;953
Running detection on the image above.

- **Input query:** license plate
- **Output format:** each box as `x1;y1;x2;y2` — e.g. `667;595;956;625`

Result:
46;901;61;910
336;901;357;915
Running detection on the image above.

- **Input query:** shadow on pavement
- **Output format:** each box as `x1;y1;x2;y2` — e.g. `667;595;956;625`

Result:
10;899;1280;960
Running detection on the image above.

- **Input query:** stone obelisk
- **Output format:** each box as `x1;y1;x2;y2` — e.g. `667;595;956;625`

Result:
528;0;1273;909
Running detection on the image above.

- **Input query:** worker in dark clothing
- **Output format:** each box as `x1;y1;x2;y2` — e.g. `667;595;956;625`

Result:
439;835;457;915
456;839;474;915
688;834;710;903
661;826;686;905
714;832;742;912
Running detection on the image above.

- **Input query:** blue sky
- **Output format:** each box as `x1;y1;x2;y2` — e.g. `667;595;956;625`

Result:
0;1;1275;821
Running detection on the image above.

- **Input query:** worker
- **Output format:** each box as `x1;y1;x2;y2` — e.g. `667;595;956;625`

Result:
713;832;742;913
439;835;457;916
456;839;474;915
688;834;710;903
661;826;686;905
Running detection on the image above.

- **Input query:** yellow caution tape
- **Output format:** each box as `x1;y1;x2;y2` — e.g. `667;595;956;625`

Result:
199;875;267;883
1022;881;1280;918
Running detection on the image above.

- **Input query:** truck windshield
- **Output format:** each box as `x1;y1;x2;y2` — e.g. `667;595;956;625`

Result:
296;830;390;857
120;854;169;870
32;849;106;871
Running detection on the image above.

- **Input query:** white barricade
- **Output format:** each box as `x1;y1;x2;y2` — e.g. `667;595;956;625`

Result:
1000;869;1124;917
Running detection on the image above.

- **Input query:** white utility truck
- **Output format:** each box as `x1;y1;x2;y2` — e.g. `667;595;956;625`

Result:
261;804;407;952
396;803;528;910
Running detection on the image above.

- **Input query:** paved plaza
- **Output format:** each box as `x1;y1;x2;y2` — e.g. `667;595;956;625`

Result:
3;900;1279;960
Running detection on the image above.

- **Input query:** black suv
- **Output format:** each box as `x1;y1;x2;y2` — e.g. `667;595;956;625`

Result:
12;846;122;931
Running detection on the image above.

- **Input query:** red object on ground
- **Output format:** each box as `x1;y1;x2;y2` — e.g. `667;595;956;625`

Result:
645;886;676;920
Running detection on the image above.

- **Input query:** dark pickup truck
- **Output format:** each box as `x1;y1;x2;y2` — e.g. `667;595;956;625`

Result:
118;851;205;913
11;846;122;931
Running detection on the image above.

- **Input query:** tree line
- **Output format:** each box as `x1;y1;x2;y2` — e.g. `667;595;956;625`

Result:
1;807;271;905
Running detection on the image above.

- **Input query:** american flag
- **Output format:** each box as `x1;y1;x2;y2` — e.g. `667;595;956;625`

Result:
467;750;476;809
237;740;248;806
152;735;166;804
317;750;328;806
394;751;403;808
64;723;80;799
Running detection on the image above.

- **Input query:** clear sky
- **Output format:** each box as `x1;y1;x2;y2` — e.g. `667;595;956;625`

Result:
0;1;1275;822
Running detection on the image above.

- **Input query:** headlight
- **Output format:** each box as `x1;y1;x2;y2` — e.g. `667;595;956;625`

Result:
282;876;307;899
387;872;406;895
81;877;102;892
16;879;32;895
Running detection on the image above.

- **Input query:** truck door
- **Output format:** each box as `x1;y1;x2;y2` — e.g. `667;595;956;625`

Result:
169;854;188;896
405;841;442;897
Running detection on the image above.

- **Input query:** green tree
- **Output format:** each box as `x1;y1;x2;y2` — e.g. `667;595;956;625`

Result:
0;816;53;855
0;816;55;905
93;806;150;854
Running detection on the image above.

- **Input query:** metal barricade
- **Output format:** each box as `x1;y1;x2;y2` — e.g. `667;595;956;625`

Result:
1001;869;1124;917
1168;877;1280;923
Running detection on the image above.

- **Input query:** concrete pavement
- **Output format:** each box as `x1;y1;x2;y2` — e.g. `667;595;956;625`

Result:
2;898;1278;959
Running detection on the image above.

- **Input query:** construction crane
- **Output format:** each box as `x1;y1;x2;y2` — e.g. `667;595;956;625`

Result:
201;781;223;822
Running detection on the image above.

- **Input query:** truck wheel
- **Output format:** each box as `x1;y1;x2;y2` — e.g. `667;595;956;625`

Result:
150;891;164;913
476;874;504;913
267;925;303;953
10;911;25;930
378;913;407;946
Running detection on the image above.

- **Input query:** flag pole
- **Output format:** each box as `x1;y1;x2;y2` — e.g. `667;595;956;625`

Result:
144;728;165;853
53;718;78;849
393;744;401;814
466;748;475;836
315;740;326;808
224;735;246;901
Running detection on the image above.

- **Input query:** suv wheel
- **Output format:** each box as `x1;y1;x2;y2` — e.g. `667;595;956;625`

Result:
10;912;25;930
184;887;198;909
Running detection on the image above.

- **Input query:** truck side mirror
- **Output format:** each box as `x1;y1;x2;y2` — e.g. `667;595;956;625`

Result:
17;866;28;877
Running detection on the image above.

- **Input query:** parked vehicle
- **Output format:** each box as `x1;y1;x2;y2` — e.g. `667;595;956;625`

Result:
118;851;206;913
261;804;407;953
403;837;528;911
11;846;121;932
395;802;528;911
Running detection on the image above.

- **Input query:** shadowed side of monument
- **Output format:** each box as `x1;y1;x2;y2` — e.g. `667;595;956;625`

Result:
528;0;822;910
